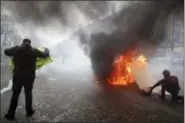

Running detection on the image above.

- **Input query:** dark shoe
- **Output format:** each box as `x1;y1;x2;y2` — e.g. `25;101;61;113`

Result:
26;110;35;117
180;98;184;104
4;113;15;120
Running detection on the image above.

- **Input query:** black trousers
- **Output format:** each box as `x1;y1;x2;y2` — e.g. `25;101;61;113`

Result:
7;75;35;115
170;89;184;102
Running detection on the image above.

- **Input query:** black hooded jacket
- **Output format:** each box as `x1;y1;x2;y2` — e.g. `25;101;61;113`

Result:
4;45;49;78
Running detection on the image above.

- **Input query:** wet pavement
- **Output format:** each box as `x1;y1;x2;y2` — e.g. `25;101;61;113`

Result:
1;68;184;123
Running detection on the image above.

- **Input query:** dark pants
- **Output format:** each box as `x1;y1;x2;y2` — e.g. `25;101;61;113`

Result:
7;75;35;115
170;89;184;102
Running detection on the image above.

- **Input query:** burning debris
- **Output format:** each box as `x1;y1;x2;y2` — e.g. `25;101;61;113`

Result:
104;48;164;95
107;49;147;86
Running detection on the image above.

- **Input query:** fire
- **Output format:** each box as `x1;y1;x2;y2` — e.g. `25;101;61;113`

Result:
107;50;147;86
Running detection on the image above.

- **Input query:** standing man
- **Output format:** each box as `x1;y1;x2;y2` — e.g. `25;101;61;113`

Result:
4;39;49;120
149;70;184;103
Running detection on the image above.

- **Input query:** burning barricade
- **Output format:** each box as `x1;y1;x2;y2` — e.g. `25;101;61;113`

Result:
95;49;162;95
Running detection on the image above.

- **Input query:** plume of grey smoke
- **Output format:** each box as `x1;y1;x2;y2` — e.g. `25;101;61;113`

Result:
77;1;184;81
1;1;126;28
1;1;183;83
1;1;67;26
1;1;128;49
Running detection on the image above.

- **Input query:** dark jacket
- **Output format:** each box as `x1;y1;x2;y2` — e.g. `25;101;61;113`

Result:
151;75;180;98
4;45;49;78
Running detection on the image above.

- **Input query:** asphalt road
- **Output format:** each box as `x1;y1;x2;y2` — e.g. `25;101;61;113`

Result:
1;66;184;123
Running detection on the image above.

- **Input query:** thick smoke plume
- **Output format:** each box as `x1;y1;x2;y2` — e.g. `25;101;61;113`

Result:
1;1;128;47
1;1;119;27
1;1;184;83
78;1;184;82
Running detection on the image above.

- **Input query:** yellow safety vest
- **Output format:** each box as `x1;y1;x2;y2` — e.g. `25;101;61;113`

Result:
9;47;53;71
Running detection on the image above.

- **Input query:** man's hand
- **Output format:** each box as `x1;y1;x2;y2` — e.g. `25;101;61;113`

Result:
146;87;153;96
141;87;153;96
148;87;153;94
45;48;50;56
36;47;50;58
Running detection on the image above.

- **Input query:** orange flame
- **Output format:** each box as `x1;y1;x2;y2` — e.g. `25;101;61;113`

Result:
107;50;147;86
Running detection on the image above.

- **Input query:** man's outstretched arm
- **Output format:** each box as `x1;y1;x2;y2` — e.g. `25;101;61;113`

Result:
4;46;17;57
36;48;50;58
151;80;163;90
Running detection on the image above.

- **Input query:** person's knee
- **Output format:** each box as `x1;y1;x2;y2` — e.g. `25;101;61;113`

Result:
11;94;19;101
12;89;21;97
24;83;34;91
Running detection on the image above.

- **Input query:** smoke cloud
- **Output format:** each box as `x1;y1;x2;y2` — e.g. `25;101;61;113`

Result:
1;1;129;48
77;1;184;81
1;1;128;27
1;1;184;83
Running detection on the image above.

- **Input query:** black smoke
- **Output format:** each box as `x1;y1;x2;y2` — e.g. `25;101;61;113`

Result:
79;1;184;82
1;1;184;82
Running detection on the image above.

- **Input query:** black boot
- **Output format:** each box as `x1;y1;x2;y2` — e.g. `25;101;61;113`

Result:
4;113;15;120
26;110;35;117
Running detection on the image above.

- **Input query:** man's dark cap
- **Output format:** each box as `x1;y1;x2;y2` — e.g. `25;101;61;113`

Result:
163;69;170;75
23;39;31;44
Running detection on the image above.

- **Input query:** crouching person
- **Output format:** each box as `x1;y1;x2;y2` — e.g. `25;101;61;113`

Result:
149;70;183;103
